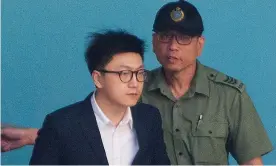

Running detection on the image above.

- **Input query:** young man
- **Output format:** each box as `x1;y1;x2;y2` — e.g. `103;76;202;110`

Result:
27;30;170;165
2;0;273;165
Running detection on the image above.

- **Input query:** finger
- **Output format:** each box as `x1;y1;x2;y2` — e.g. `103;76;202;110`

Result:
1;142;10;152
1;141;23;152
1;131;18;140
1;128;24;138
1;145;10;152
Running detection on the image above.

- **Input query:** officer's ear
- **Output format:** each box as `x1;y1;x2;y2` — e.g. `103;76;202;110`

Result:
92;70;104;89
197;36;205;56
152;33;158;53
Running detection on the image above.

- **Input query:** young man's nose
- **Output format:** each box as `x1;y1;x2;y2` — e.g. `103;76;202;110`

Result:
128;74;138;87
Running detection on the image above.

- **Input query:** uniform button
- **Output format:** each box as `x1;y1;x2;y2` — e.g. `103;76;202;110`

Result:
178;152;183;156
175;128;180;132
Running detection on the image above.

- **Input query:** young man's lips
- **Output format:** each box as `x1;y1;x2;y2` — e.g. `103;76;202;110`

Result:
127;93;138;95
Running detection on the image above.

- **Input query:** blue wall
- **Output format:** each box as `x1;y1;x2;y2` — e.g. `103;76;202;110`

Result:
1;0;275;164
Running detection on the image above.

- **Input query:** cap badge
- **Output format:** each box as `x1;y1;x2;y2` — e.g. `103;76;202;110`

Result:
170;7;184;22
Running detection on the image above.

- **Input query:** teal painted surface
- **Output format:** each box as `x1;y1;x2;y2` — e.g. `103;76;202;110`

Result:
1;0;275;164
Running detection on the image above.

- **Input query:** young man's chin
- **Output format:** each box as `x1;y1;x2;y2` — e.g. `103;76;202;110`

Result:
121;98;140;107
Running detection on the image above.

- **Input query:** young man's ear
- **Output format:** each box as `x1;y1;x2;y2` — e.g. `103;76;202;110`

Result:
92;71;104;88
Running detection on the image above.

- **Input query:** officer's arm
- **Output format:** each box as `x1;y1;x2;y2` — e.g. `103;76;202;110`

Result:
242;157;263;165
227;90;273;165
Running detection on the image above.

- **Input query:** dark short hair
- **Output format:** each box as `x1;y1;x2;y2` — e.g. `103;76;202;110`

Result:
85;29;145;74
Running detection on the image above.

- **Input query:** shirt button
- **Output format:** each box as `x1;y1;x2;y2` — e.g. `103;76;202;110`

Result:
178;152;183;156
175;128;180;132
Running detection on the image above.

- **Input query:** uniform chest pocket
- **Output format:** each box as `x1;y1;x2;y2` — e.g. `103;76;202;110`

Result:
190;121;229;165
192;121;228;137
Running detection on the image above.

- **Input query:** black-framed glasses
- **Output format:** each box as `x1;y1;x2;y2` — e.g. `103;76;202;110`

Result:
98;69;148;83
157;32;194;45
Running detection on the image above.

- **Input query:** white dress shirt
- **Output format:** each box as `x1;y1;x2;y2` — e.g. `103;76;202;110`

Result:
91;92;139;165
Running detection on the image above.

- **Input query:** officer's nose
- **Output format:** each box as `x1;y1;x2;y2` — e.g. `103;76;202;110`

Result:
169;36;179;50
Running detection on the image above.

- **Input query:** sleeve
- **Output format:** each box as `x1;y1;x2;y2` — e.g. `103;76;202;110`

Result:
228;90;273;164
151;107;171;165
29;114;60;165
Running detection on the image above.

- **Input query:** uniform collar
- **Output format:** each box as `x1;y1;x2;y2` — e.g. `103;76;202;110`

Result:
192;60;210;97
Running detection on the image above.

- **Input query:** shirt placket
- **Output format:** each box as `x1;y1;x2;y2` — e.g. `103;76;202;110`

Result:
112;126;121;165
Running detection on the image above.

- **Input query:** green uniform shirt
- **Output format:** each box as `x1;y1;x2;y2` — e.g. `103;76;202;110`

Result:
141;61;273;165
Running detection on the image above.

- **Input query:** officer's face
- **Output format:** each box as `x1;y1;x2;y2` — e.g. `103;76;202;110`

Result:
92;52;145;107
152;31;204;72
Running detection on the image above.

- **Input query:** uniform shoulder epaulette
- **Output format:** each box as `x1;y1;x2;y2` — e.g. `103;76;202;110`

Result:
207;71;245;93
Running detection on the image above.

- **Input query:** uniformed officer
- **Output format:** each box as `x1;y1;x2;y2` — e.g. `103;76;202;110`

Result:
1;0;273;165
140;0;273;165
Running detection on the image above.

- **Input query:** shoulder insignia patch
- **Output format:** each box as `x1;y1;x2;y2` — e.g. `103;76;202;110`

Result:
208;72;245;93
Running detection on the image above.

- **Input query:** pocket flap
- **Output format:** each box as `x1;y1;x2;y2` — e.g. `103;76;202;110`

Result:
192;122;228;137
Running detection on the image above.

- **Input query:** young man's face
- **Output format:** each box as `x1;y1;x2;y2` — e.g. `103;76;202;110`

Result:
152;30;204;73
94;52;145;107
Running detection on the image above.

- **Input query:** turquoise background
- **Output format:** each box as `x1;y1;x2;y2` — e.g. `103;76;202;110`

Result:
1;0;275;164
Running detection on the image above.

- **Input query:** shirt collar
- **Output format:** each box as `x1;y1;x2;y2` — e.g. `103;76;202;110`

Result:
191;60;210;97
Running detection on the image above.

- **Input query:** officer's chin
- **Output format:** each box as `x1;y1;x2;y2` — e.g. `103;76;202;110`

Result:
163;65;182;73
